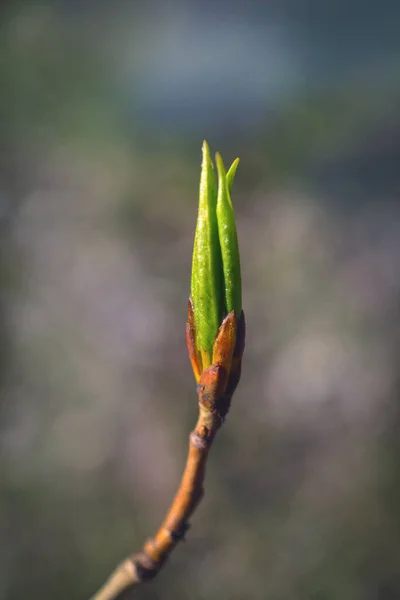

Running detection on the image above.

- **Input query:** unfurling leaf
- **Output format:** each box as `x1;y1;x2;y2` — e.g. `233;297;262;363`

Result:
188;141;243;382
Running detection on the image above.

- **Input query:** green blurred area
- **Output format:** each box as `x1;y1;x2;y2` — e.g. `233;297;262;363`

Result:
1;3;400;599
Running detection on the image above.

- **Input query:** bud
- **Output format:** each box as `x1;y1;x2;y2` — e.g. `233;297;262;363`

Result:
187;141;245;419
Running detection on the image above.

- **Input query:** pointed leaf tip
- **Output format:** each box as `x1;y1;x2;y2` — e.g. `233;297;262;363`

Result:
226;158;240;193
202;140;211;164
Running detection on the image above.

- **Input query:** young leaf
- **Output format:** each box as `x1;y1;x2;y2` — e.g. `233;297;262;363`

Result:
215;153;242;318
190;141;222;365
226;158;240;194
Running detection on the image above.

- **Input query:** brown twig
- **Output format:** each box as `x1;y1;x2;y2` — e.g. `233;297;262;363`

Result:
90;405;222;600
90;310;245;600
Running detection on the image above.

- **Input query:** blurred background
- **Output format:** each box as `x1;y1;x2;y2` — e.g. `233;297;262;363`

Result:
1;1;400;599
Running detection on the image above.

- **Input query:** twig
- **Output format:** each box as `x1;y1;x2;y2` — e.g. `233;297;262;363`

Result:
90;308;245;600
90;405;222;600
90;141;245;599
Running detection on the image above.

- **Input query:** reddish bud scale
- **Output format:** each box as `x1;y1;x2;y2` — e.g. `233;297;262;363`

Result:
218;310;246;418
186;300;246;421
186;298;202;383
212;310;237;377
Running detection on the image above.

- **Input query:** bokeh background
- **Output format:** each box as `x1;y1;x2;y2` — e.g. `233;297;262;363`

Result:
1;2;400;599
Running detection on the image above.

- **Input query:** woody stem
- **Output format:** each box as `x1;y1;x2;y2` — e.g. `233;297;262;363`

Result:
89;403;222;600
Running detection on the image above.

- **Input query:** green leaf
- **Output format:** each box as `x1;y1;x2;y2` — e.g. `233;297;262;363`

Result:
190;141;222;364
216;153;242;317
226;158;240;193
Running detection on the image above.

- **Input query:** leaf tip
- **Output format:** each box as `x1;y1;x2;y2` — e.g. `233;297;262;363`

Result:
215;152;226;175
202;140;212;165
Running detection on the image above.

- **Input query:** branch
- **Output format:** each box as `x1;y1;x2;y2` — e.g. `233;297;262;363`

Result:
90;141;245;599
90;308;245;600
90;404;222;600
